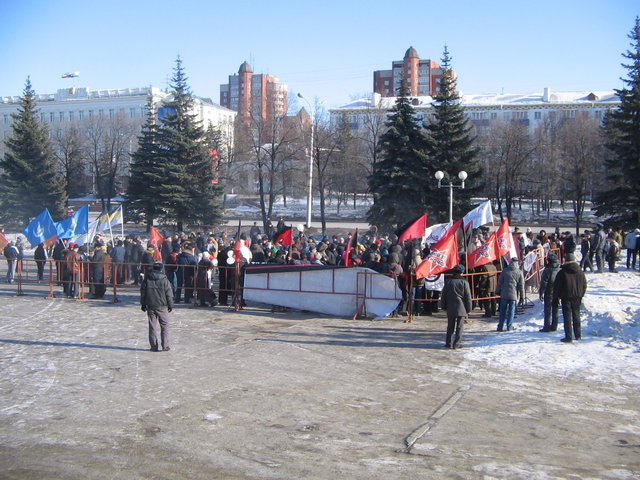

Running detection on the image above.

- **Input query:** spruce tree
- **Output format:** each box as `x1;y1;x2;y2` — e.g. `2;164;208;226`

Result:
126;95;164;230
594;17;640;228
423;47;480;223
367;81;429;232
0;78;66;226
155;57;224;231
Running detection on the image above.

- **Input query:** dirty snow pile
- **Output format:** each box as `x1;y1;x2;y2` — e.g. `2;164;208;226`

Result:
464;268;640;385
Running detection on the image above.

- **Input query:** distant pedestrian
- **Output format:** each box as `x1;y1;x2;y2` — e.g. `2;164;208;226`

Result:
140;262;173;352
553;253;587;343
440;264;472;349
495;258;525;332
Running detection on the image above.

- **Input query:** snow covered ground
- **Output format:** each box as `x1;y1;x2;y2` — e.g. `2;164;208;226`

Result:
464;267;640;386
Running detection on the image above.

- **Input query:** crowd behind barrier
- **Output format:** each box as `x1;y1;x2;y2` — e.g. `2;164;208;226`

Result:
2;222;636;319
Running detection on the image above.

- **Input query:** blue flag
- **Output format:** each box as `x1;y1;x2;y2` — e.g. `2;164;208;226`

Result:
22;209;59;247
56;205;89;239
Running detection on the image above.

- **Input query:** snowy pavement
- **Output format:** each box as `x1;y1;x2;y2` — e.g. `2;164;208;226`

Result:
0;268;638;479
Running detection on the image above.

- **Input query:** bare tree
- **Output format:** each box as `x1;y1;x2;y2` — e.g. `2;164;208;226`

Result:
85;112;138;211
51;124;87;198
556;112;605;235
483;120;536;220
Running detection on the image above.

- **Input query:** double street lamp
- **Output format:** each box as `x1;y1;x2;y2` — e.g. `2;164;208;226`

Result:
297;93;314;229
435;170;468;223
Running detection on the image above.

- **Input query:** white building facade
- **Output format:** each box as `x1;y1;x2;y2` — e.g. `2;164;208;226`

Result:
330;88;620;134
0;86;236;194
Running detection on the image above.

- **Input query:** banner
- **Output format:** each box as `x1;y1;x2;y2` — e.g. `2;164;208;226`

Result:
56;205;89;239
463;200;493;230
0;231;9;249
273;226;293;247
424;222;452;245
415;221;461;279
468;231;498;269
496;218;517;260
396;214;427;243
22;209;58;248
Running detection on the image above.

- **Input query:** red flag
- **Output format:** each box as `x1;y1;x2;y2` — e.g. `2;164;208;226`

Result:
396;214;427;243
415;221;461;279
343;229;359;266
496;219;515;258
273;227;293;247
149;226;164;249
468;232;498;269
0;231;9;250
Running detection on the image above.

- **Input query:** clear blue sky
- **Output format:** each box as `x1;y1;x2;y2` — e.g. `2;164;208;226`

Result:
1;0;638;110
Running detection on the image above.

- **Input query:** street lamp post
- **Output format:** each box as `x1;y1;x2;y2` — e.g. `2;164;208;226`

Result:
297;93;314;229
435;170;468;223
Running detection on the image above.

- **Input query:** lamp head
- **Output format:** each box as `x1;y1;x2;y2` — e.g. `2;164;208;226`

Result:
458;171;468;181
435;170;445;181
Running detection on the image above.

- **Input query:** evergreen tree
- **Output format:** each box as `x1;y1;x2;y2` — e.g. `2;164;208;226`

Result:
423;47;480;223
126;95;164;230
367;81;429;232
155;57;224;231
594;17;640;228
0;78;66;226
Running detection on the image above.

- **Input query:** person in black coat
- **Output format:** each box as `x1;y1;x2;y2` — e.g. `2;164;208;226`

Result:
440;264;473;349
90;243;109;299
175;244;197;303
553;253;587;342
539;253;560;332
140;262;173;352
34;243;47;282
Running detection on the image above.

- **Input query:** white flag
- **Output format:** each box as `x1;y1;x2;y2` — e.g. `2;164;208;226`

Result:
463;200;493;230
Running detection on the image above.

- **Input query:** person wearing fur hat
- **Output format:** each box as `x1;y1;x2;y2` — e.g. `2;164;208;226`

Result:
539;253;560;332
553;253;587;343
440;264;472;349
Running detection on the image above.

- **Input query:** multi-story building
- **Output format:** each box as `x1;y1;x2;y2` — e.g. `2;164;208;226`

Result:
0;86;236;195
220;61;288;125
373;46;449;97
331;88;620;135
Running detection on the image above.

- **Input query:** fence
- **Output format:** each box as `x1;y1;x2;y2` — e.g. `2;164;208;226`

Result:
2;258;549;320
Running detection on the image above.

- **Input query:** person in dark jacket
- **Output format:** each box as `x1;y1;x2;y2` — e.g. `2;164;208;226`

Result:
34;243;47;282
440;264;473;349
495;258;525;332
141;262;173;352
475;262;497;318
538;253;560;332
4;241;20;284
175;243;197;303
553;253;587;343
90;242;109;299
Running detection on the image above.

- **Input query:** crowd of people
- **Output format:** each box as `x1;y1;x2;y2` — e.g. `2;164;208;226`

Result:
2;218;639;352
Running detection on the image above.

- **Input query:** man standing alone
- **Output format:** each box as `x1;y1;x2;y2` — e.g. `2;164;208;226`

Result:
440;264;473;349
141;262;173;352
553;253;587;343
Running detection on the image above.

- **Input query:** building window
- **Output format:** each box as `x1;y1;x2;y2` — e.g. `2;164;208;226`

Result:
3;114;8;125
513;111;528;119
88;110;93;119
79;111;84;120
130;108;136;118
40;113;46;123
109;109;115;119
59;112;65;122
99;110;104;118
534;111;542;120
490;112;497;119
50;112;55;122
69;111;74;121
